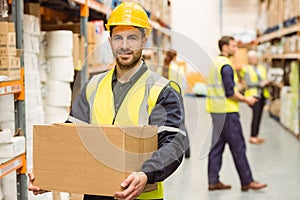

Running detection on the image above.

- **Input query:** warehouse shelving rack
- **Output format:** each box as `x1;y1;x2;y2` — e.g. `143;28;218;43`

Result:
0;1;173;199
258;22;300;140
0;0;27;199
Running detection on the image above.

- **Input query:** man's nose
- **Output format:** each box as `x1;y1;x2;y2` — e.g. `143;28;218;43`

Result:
121;38;129;49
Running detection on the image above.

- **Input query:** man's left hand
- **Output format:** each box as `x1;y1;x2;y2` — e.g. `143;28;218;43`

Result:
114;171;148;200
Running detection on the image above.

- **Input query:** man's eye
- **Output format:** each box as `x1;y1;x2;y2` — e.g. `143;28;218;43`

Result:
128;36;138;40
113;36;122;40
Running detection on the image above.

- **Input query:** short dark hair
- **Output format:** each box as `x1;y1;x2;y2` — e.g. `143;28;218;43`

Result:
109;26;146;38
218;36;235;52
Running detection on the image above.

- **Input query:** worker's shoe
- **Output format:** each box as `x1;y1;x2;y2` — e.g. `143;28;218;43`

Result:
208;181;231;191
249;137;265;144
241;181;267;191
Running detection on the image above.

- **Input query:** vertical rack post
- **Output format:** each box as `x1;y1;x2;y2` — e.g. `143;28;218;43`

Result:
80;0;89;88
12;0;27;199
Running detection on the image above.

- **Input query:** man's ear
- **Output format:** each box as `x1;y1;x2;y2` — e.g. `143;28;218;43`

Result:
108;37;112;47
142;37;147;48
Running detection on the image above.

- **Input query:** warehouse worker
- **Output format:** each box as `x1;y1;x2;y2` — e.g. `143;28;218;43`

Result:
28;2;187;200
242;50;271;144
206;36;267;191
162;49;190;158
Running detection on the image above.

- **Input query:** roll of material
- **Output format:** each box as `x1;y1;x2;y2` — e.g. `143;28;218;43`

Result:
0;94;15;122
46;31;73;57
44;106;70;124
48;57;74;82
45;81;72;107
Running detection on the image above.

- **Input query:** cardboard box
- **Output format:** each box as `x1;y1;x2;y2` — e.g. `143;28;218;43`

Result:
33;124;158;196
0;22;16;56
0;136;26;158
232;48;248;70
78;35;86;70
24;2;41;18
0;56;20;69
0;68;21;80
73;34;80;70
88;44;95;66
87;22;96;44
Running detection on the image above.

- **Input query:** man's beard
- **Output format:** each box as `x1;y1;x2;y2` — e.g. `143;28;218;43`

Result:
115;49;143;70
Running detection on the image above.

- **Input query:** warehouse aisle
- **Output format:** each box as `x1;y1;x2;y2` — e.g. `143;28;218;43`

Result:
165;96;300;200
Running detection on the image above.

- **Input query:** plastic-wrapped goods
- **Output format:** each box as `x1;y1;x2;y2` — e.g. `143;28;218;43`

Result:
48;57;74;82
24;70;42;90
24;14;40;36
44;106;70;124
45;81;72;107
46;31;73;57
0;94;14;122
0;0;8;18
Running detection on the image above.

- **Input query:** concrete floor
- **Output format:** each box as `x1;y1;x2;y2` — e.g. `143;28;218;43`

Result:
165;96;300;200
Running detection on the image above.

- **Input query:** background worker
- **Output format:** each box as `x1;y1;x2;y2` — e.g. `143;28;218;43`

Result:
242;50;271;144
28;2;187;200
162;49;190;158
206;36;267;191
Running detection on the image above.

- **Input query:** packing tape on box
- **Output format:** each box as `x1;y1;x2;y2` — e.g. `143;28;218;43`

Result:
44;106;70;124
48;56;74;82
46;31;73;57
45;81;72;107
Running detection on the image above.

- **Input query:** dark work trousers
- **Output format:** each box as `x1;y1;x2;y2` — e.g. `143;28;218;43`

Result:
208;113;254;186
250;97;265;137
83;195;163;200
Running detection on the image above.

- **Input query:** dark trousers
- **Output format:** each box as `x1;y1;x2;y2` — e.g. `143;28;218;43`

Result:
208;113;253;186
250;97;265;137
83;195;163;200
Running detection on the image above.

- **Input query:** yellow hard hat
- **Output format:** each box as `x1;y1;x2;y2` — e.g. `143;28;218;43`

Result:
105;2;152;37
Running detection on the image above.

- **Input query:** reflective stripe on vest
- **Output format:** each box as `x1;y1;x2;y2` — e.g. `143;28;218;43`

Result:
243;64;270;98
85;68;177;199
206;56;239;113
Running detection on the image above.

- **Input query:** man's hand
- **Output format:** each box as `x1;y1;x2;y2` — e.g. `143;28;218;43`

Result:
260;80;272;87
245;96;258;106
114;172;148;200
28;172;49;195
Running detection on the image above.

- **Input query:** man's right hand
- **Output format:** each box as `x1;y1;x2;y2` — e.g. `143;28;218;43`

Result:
245;96;258;106
28;172;49;195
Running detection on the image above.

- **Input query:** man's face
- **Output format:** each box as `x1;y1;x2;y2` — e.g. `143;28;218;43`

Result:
226;40;238;57
248;56;258;66
109;26;147;70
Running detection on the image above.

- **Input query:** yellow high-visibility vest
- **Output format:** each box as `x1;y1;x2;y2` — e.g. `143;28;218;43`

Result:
85;68;180;199
206;56;239;113
168;61;184;88
243;64;270;98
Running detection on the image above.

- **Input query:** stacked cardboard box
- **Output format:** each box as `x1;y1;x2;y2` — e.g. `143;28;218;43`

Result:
87;22;96;67
0;22;20;81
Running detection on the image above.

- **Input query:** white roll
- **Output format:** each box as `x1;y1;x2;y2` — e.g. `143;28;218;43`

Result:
0;94;15;121
46;30;73;57
48;57;74;82
44;106;70;124
45;81;72;107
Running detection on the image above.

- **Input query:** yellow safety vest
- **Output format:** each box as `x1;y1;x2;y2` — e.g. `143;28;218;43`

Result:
243;64;270;98
85;68;180;199
206;56;239;113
